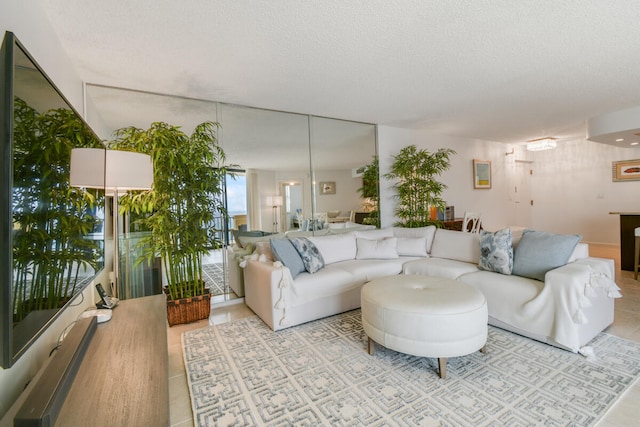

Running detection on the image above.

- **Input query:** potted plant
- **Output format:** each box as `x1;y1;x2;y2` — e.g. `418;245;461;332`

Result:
384;145;455;228
110;121;230;326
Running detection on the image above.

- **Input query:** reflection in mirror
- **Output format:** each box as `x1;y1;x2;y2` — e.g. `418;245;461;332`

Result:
310;116;377;229
218;103;311;233
82;85;378;302
1;34;105;367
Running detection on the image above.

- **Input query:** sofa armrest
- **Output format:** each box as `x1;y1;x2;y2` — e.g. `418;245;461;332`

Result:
243;260;291;331
568;242;589;262
541;257;618;351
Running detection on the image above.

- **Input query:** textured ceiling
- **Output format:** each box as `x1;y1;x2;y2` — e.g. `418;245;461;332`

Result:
41;0;640;146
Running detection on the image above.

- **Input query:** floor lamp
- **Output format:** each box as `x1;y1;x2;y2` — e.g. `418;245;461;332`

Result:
70;148;154;299
266;196;283;232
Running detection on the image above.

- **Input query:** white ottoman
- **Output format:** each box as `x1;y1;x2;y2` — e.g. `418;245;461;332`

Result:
361;275;488;378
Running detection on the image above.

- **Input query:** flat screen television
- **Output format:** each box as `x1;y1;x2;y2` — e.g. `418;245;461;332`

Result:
0;31;105;368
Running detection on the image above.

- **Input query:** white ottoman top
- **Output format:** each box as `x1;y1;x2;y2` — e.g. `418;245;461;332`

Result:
362;275;485;314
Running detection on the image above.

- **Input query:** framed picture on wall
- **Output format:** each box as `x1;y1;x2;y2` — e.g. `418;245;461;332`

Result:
612;159;640;182
319;181;336;195
473;159;492;189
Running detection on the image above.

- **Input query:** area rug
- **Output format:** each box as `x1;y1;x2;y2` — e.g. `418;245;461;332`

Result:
202;262;227;296
182;309;640;426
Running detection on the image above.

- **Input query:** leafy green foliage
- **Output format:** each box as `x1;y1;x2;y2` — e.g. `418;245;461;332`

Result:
12;98;103;321
384;145;455;228
356;156;380;227
110;121;231;300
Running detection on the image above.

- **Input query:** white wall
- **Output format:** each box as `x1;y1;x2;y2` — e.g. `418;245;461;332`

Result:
314;169;363;215
378;126;640;244
378;126;519;230
530;137;640;244
0;2;103;420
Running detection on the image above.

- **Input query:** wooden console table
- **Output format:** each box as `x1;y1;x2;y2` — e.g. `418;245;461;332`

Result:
54;294;169;426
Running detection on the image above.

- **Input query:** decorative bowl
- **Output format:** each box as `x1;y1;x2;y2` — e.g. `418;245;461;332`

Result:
327;210;341;218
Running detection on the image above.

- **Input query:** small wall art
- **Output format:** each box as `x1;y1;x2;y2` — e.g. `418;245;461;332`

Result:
473;159;492;189
319;181;336;195
612;159;640;182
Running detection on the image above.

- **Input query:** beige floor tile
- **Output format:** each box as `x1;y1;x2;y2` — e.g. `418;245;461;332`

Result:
169;373;194;427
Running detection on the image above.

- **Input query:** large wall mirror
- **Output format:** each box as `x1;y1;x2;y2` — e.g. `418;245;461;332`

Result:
1;33;106;368
84;84;378;299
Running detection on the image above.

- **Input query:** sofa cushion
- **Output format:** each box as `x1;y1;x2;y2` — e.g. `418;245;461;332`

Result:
429;229;481;264
289;265;361;307
512;230;582;281
403;258;479;279
270;238;306;278
354;228;394;240
459;270;545;329
339;258;406;282
231;229;263;248
255;241;274;261
290;237;325;273
308;233;357;265
478;228;513;275
396;237;428;257
356;237;399;260
392;226;437;253
235;231;283;249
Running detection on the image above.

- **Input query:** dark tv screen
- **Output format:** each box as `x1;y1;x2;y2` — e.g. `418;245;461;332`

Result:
0;31;105;368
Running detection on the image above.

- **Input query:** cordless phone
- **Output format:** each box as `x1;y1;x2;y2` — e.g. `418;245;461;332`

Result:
96;283;118;309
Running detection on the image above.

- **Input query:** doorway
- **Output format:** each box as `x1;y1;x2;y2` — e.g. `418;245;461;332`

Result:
514;161;533;228
202;170;247;298
281;181;303;231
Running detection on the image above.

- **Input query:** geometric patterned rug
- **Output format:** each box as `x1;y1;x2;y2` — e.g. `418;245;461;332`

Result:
202;262;227;296
182;309;640;426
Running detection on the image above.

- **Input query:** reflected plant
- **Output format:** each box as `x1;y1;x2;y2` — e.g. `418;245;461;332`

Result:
12;97;103;321
357;155;380;227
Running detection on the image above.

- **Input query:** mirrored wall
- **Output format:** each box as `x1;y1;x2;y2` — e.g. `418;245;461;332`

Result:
84;85;378;297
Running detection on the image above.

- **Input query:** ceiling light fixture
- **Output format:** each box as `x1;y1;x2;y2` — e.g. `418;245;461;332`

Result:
631;142;639;146
526;137;558;152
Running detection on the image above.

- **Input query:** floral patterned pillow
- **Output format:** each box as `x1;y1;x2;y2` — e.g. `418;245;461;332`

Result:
478;228;513;275
289;237;325;273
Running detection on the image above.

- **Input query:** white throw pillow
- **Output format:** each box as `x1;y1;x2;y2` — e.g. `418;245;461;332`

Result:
396;237;428;257
392;226;437;253
356;237;399;259
430;229;481;264
308;233;357;265
353;228;394;240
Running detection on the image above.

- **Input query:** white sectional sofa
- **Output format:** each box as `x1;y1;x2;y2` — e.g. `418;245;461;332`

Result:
243;226;621;352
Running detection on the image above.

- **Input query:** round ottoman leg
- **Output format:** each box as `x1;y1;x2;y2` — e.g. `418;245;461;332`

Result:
438;358;447;379
367;337;376;355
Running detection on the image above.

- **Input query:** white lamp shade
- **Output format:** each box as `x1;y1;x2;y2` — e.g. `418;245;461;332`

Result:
105;150;154;191
70;148;105;188
267;195;283;207
70;148;154;191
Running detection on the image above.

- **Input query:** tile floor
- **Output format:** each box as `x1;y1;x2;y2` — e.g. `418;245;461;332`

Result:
167;243;640;427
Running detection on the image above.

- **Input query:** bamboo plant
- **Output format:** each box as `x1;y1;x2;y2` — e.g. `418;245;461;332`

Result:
356;155;380;227
109;121;230;300
12;97;103;321
384;145;455;228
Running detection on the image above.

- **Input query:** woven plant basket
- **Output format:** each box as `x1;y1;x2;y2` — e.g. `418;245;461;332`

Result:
166;293;211;326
